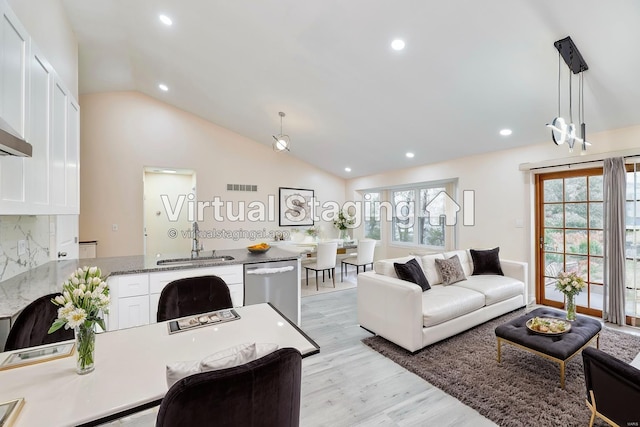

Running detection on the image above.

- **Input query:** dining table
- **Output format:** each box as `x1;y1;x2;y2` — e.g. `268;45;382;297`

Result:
0;303;319;427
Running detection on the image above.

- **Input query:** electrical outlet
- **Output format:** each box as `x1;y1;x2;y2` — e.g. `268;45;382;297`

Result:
112;224;119;232
17;239;26;256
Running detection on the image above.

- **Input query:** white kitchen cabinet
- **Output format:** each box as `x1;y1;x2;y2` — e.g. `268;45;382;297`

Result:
25;46;52;210
107;265;244;331
0;1;79;215
0;1;28;138
107;274;150;330
118;296;150;330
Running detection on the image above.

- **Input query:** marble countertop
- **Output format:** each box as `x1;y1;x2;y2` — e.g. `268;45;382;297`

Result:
0;247;299;319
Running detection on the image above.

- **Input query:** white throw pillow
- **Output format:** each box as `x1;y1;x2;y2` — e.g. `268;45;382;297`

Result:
165;342;280;389
255;343;279;359
420;253;445;285
166;360;200;388
199;342;257;371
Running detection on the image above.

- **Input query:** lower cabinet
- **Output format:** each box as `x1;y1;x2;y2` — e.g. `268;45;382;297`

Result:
107;264;244;331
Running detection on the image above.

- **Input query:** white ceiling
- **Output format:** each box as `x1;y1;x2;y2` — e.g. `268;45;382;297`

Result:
61;0;640;178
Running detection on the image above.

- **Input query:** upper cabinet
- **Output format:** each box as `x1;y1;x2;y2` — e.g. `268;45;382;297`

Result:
0;2;28;138
0;0;79;215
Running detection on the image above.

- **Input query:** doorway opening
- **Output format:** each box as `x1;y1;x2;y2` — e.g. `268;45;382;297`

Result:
143;167;196;259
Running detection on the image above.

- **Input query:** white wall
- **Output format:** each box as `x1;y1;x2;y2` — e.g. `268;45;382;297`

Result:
347;124;640;265
8;0;78;98
79;91;347;257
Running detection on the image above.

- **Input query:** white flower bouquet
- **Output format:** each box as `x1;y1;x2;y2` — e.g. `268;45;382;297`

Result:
48;266;110;374
333;210;355;231
554;271;586;297
48;266;110;333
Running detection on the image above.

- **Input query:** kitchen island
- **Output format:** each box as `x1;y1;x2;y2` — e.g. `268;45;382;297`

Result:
0;247;301;348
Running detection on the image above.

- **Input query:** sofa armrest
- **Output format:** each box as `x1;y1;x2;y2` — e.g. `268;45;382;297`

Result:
500;258;528;299
357;271;424;352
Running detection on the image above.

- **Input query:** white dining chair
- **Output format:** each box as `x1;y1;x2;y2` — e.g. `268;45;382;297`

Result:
304;242;338;291
341;239;376;281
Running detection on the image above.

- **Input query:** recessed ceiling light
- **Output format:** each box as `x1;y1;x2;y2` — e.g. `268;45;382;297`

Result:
159;14;172;26
345;167;352;172
391;39;405;51
158;83;169;92
499;129;512;136
406;152;415;158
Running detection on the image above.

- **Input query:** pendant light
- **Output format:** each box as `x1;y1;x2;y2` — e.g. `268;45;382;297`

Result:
272;112;291;152
545;37;591;153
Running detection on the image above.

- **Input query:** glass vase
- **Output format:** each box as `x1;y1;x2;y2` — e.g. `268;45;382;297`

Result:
75;323;96;375
339;229;349;241
565;294;576;321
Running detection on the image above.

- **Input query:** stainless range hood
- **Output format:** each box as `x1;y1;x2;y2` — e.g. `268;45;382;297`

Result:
0;116;32;157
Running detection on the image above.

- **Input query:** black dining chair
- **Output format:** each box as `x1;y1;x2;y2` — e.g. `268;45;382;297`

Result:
582;346;640;427
4;293;74;352
156;275;233;322
156;347;302;427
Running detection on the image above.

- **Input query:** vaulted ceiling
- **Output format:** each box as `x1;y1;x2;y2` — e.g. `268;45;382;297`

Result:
61;0;640;178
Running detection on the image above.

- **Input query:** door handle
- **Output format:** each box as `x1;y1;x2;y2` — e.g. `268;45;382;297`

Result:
58;251;67;258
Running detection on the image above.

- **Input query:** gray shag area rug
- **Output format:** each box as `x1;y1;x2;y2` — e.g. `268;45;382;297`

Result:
362;309;640;427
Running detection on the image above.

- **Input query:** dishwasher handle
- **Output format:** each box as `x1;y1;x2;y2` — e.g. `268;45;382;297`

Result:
246;266;294;275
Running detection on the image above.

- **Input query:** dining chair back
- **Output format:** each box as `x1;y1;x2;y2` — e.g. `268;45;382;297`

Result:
582;346;640;427
4;293;74;352
304;242;338;291
341;239;376;281
156;347;302;427
157;275;233;322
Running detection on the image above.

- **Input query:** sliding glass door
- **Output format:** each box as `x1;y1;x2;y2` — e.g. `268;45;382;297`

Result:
625;165;640;325
536;169;604;317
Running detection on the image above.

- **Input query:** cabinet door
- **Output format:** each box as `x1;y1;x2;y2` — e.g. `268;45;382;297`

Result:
25;47;52;210
118;296;150;329
149;293;160;324
50;80;67;210
228;283;244;307
66;99;79;213
0;3;28;137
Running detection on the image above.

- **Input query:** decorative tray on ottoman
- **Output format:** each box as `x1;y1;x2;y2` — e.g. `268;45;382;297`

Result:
526;317;571;336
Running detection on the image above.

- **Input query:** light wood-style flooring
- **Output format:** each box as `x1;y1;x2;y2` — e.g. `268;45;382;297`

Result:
107;288;495;426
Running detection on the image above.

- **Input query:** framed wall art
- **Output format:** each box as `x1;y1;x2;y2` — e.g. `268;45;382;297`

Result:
279;187;314;226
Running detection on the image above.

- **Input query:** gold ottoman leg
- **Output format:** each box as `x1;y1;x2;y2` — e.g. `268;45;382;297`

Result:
497;338;502;363
560;361;565;389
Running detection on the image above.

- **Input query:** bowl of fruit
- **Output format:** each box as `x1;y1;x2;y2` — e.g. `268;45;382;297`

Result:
247;242;271;253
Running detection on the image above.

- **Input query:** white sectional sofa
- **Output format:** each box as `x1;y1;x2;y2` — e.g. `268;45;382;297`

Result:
357;249;527;352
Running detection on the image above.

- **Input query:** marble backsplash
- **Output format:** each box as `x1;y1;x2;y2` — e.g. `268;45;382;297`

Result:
0;216;50;282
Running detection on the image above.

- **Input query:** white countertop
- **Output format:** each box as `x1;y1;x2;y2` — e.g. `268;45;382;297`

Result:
0;303;319;427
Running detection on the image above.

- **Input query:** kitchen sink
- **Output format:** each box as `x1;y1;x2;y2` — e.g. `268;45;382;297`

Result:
157;255;235;266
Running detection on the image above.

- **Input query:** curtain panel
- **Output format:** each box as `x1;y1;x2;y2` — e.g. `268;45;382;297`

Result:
602;157;626;325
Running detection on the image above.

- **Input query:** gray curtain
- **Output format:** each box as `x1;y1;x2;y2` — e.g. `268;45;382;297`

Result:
603;157;626;325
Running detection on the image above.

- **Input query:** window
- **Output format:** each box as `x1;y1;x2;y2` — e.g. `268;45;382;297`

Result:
363;192;381;240
391;183;450;249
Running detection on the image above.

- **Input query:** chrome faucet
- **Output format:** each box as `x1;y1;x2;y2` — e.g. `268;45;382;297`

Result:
191;222;202;258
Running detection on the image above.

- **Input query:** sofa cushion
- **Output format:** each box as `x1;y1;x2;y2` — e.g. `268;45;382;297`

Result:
422;285;486;327
394;258;430;291
470;247;504;276
420;253;445;285
374;256;418;279
452;275;524;306
443;250;473;276
435;255;467;285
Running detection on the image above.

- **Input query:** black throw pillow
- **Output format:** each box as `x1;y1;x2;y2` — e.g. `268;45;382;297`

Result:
470;247;504;276
394;258;431;291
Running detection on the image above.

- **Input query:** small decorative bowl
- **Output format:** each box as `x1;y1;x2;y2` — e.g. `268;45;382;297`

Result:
247;246;270;254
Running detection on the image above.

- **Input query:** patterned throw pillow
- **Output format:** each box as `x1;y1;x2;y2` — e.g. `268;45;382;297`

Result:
434;255;467;285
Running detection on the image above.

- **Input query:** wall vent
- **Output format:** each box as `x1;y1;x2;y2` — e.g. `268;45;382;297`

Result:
227;184;258;192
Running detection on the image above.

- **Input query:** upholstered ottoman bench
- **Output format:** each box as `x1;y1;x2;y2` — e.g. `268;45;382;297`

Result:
494;307;602;388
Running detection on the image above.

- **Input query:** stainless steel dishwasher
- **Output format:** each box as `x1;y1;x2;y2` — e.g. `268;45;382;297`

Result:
244;259;300;325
